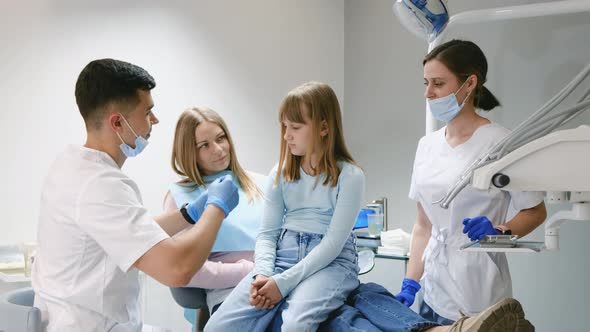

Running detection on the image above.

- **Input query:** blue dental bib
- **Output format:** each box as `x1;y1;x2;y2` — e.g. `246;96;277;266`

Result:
169;170;267;252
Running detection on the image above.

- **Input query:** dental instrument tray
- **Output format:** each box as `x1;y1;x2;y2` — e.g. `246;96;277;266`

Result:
460;235;518;249
460;235;545;253
479;235;518;248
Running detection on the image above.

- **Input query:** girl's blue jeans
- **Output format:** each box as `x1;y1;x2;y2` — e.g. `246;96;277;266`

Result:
204;229;359;332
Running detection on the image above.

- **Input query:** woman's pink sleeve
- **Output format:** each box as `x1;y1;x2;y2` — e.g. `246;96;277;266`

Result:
185;259;254;289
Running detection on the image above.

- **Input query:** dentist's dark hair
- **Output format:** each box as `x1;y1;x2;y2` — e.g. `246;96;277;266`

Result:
75;58;156;129
423;39;500;111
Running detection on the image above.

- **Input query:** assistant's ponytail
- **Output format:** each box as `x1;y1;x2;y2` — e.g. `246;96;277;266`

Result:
475;85;501;111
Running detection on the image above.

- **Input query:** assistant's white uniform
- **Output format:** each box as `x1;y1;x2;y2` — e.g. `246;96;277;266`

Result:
33;145;169;332
409;123;544;320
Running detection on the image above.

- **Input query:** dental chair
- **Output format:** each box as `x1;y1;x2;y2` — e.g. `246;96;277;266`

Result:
0;287;42;332
169;287;210;332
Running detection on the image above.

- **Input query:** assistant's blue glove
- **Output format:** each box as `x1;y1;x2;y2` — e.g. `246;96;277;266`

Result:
206;175;239;217
394;278;421;307
462;216;499;241
186;191;208;222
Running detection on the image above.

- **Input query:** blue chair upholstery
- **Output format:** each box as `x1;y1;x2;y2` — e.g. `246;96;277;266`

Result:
169;287;209;331
0;287;42;332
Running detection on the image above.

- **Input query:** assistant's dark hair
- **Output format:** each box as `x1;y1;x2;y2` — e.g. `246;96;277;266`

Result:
424;40;500;111
75;58;156;129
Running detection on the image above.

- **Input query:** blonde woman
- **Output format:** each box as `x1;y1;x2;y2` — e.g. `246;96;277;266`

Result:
163;107;267;325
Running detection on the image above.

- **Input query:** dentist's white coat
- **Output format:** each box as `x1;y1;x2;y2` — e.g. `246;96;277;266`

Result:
33;145;169;332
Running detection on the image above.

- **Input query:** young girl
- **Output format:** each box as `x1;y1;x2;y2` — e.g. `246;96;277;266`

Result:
204;82;365;332
163;107;267;328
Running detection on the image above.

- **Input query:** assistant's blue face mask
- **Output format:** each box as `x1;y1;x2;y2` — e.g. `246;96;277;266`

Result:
426;79;472;122
116;115;149;158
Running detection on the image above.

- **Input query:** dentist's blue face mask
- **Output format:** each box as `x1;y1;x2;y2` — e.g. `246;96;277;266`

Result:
426;79;472;122
116;115;149;158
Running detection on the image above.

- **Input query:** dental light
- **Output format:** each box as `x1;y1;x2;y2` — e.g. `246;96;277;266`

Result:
392;0;449;42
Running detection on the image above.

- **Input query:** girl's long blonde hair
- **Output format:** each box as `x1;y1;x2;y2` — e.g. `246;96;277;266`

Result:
171;107;262;202
277;81;356;187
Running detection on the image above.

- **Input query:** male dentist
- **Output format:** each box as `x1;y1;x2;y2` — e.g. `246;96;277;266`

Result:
33;58;238;331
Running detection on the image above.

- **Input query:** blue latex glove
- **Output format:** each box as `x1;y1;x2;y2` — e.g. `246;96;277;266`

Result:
462;216;499;241
206;174;239;217
394;278;421;307
186;190;208;222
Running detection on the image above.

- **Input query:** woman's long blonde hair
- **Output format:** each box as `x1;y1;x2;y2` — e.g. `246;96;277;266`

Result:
277;81;356;187
171;107;262;202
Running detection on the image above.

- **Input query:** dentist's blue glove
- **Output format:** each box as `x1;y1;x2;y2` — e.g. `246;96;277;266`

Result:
206;175;239;217
186;191;208;222
394;278;421;307
462;216;499;241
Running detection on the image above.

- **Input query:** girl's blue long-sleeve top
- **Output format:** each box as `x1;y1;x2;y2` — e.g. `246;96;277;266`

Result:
252;161;365;297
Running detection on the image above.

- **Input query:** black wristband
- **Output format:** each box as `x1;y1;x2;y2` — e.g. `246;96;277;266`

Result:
180;203;196;224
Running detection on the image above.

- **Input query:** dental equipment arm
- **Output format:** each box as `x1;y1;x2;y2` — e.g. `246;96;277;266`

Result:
435;62;590;209
470;123;590;252
471;125;590;192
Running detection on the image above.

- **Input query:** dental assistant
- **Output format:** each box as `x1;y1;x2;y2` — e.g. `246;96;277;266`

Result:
33;59;239;332
395;40;547;324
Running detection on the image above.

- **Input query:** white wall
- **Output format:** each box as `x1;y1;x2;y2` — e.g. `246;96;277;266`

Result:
344;0;590;331
0;0;344;244
0;0;343;329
